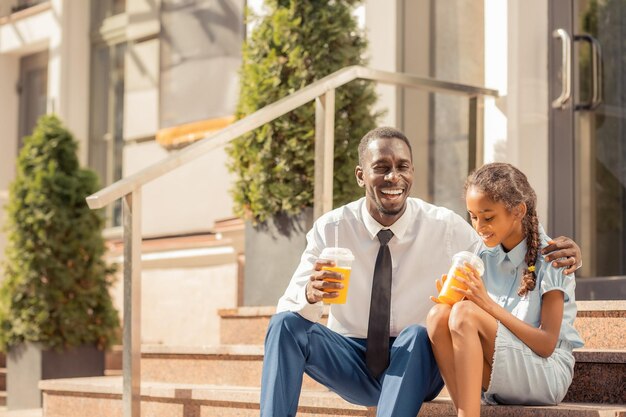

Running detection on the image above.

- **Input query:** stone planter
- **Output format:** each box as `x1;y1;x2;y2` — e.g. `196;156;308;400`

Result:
7;343;104;410
244;208;313;306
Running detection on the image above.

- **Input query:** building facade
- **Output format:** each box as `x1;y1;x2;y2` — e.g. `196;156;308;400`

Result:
0;0;624;345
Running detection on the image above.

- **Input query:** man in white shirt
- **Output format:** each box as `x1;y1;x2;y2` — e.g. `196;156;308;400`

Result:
260;127;581;417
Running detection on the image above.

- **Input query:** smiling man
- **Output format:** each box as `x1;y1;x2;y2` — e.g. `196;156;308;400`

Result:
260;127;581;417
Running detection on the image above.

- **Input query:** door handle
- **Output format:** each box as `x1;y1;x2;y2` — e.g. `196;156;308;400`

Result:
552;29;572;109
574;34;603;110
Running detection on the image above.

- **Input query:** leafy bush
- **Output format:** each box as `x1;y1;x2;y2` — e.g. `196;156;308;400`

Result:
227;0;379;224
0;115;119;351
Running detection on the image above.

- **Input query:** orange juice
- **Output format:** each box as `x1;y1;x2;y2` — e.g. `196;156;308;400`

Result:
321;266;351;304
435;251;485;305
437;267;468;305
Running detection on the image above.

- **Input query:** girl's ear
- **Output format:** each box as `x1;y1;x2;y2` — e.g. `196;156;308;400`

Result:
513;202;527;219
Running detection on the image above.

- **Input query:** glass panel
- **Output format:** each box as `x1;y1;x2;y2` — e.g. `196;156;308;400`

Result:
88;43;126;227
575;0;626;277
431;93;471;217
91;0;126;27
18;51;48;150
402;0;484;219
159;0;244;129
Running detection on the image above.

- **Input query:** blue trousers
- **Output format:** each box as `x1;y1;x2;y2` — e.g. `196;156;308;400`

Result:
260;312;443;417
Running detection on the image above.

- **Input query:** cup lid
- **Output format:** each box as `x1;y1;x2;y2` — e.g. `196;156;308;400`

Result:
453;251;485;276
320;247;355;262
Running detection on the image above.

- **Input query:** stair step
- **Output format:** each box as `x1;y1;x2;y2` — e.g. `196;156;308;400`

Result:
0;367;5;391
141;345;325;390
39;376;626;417
0;391;5;407
0;353;5;368
566;349;626;404
218;301;626;347
218;306;329;345
139;345;623;404
574;301;626;349
105;345;122;372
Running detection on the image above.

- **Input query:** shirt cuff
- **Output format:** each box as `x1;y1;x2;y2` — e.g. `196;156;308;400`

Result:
294;284;324;322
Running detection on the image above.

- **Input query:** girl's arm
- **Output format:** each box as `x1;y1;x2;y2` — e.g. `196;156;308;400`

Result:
455;266;564;358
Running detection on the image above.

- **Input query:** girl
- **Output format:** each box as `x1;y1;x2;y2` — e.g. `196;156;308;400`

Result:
426;162;583;417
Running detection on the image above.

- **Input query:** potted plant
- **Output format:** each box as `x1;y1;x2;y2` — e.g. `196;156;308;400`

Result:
227;0;379;305
0;115;119;409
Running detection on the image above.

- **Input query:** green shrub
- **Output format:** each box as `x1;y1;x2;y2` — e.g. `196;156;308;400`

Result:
0;115;119;351
227;0;379;224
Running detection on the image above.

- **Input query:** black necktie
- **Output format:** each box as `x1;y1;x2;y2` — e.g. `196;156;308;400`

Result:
366;229;394;378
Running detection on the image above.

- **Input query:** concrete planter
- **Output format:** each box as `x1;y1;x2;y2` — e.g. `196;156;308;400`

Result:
244;208;313;306
7;343;104;410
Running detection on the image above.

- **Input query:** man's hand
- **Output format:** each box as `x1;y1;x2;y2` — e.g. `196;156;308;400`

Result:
305;259;344;304
541;236;582;275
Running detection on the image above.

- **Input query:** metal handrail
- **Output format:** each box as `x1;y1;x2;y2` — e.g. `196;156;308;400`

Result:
86;65;498;417
86;66;497;210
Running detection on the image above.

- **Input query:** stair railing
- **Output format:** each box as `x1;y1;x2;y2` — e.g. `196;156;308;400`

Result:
85;65;498;417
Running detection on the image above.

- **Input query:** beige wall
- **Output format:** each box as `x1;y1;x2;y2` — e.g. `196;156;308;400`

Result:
110;258;238;346
123;141;235;237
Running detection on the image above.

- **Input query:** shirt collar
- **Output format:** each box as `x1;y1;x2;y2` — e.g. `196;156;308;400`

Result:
360;198;412;241
499;238;527;267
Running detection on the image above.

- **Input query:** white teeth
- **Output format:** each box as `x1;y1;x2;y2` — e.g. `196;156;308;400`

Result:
381;189;402;195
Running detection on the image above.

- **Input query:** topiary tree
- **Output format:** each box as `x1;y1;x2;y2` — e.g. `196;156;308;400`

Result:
0;114;119;352
227;0;380;224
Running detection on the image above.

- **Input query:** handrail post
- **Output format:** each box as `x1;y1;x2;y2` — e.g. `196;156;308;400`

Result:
122;189;142;417
314;89;335;219
468;96;484;173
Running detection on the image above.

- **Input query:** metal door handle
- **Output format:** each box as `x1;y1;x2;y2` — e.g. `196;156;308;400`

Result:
552;29;572;109
574;34;603;110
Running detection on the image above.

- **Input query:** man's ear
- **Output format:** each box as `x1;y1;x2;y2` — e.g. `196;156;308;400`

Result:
355;165;365;188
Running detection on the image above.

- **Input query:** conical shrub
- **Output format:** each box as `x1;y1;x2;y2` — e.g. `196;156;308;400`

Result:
227;0;380;224
0;114;119;351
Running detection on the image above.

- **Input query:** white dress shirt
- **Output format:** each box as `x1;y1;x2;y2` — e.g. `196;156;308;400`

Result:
276;197;480;338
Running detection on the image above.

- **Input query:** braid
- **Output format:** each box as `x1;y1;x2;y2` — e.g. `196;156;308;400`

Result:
518;206;539;296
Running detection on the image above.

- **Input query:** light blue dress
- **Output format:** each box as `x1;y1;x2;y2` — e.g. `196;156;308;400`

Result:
479;234;584;405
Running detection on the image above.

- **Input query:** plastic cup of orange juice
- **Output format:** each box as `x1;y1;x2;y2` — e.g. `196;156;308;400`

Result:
436;251;485;305
319;247;354;304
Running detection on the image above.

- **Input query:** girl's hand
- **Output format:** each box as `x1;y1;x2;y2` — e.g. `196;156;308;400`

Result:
429;274;447;303
453;263;494;313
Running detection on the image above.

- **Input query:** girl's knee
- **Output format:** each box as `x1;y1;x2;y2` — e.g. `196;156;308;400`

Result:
426;304;452;336
449;300;480;334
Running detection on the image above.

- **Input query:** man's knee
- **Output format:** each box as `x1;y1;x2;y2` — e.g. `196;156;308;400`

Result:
396;324;430;350
266;311;311;341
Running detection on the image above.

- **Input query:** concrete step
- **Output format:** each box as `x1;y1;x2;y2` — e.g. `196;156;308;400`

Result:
141;345;325;390
39;376;626;417
566;349;626;404
140;344;624;403
574;301;626;349
218;301;626;348
0;407;41;417
219;306;329;345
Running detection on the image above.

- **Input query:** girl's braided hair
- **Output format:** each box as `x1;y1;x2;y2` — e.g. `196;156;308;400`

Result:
465;163;539;296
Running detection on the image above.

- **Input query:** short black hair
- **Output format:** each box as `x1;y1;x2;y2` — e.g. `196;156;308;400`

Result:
357;127;413;165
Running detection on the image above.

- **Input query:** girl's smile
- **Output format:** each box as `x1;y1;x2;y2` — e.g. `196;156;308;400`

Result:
466;186;526;251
